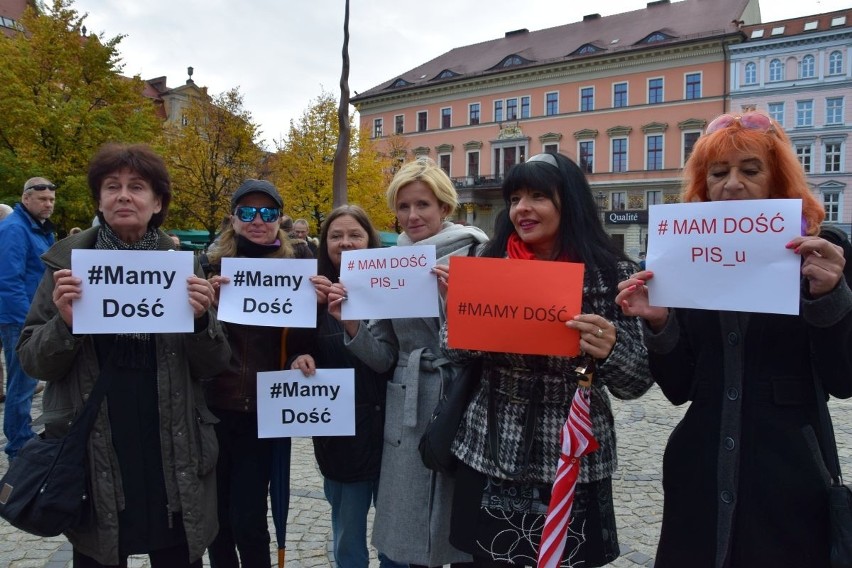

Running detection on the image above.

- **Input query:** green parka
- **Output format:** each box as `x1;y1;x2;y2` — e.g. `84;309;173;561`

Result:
16;227;231;565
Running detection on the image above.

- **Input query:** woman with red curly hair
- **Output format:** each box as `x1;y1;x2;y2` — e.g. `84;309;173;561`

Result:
617;112;852;568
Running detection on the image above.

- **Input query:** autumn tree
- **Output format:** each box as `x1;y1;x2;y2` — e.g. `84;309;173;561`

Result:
0;0;160;230
159;87;264;241
269;91;394;234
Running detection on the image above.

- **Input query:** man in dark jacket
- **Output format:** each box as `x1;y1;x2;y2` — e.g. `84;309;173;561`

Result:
0;177;55;459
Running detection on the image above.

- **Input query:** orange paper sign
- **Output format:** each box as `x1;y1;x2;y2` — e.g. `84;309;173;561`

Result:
446;256;585;356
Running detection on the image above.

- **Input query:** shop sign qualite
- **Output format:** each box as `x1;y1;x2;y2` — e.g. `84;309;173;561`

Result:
605;210;649;225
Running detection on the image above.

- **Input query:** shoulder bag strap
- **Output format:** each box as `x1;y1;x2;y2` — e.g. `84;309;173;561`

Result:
64;355;115;440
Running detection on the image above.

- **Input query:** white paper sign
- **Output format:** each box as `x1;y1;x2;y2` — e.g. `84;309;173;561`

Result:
647;199;802;315
217;257;318;327
72;250;195;334
340;245;439;320
256;369;355;438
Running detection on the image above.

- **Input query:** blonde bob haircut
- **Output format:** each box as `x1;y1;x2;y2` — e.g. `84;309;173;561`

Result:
683;117;824;235
386;157;458;216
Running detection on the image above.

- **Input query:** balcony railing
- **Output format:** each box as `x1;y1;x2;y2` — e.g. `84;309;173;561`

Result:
450;175;503;189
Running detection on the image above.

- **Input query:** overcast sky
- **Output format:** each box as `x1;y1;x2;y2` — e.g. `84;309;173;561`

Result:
72;0;851;149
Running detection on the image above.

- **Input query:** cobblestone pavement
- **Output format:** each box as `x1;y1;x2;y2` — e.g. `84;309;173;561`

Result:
1;383;851;567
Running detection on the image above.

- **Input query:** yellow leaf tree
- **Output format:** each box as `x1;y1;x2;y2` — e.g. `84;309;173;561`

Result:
159;87;264;242
269;91;395;235
0;0;161;231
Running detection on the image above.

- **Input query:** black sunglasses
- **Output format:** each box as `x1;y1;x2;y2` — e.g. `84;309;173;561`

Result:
26;183;56;191
234;206;281;223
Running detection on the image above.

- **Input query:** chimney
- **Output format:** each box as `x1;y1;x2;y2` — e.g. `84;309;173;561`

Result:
583;14;601;22
505;28;529;38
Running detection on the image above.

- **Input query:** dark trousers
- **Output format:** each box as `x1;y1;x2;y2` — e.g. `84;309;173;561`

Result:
73;542;201;567
208;409;273;568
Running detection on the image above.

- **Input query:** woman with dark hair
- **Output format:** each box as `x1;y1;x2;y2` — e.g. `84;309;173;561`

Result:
617;112;852;567
286;205;403;568
438;152;653;567
17;143;230;567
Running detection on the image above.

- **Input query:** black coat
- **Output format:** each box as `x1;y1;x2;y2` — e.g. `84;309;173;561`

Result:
286;306;391;483
646;280;852;568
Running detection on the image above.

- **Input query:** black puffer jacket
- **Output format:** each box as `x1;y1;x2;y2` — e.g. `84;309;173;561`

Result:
286;305;391;482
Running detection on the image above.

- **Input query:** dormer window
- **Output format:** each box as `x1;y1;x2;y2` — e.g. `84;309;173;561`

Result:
432;69;459;81
573;43;603;56
388;78;413;89
639;31;673;44
494;54;530;69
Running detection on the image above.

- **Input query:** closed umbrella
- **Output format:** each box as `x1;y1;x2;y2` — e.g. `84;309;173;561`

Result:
270;437;291;567
537;372;599;568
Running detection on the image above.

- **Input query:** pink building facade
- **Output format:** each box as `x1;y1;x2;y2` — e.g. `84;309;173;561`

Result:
353;0;769;259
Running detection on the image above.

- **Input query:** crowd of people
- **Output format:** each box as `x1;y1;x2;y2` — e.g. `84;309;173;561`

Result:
0;109;850;568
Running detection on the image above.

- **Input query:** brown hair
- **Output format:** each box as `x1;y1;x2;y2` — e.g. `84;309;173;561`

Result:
87;143;172;228
317;205;381;281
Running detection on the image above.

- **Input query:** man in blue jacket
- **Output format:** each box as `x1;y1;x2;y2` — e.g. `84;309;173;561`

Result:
0;177;55;459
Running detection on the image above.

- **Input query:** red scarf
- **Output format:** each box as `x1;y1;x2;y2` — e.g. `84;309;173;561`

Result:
506;232;539;260
507;232;568;261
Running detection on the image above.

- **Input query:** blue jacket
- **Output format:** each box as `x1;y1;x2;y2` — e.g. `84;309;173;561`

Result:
0;203;54;324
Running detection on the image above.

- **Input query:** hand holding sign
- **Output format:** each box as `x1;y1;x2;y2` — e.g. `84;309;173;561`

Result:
646;199;801;314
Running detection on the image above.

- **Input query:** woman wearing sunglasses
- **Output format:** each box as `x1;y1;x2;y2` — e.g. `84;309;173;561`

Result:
203;179;312;567
617;112;852;567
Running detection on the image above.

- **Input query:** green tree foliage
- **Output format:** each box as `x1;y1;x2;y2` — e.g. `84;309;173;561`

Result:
158;87;264;241
0;0;160;231
269;91;394;235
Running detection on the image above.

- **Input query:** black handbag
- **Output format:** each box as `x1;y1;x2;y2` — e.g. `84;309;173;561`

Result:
0;370;111;537
418;357;482;475
813;373;852;568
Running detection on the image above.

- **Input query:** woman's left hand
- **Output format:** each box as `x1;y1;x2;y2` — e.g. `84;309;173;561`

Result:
187;275;215;318
787;236;846;297
432;264;450;299
566;314;617;360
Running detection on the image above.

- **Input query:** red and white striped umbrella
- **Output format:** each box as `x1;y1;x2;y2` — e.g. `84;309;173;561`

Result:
537;381;599;568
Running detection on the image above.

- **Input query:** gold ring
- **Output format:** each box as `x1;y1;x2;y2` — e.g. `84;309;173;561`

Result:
595;327;604;338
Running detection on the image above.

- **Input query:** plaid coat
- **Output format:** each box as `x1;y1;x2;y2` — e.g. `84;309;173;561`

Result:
443;259;653;485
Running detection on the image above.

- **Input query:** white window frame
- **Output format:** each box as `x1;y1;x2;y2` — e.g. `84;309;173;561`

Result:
796;100;814;127
768;102;785;126
800;55;815;79
645;134;664;171
578;140;594;174
769;59;783;82
611;138;629;173
647;77;664;104
468;102;480;126
824;142;843;173
744;62;757;85
394;114;404;134
823;191;842;223
373;118;383;138
440;107;452;129
684;72;702;100
545;92;559;116
613;82;628;108
826;97;844;125
580;86;595;112
795;143;813;173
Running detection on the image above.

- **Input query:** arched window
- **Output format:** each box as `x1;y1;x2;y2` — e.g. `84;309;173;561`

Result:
829;51;843;75
769;59;783;82
744;62;756;84
800;55;815;78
